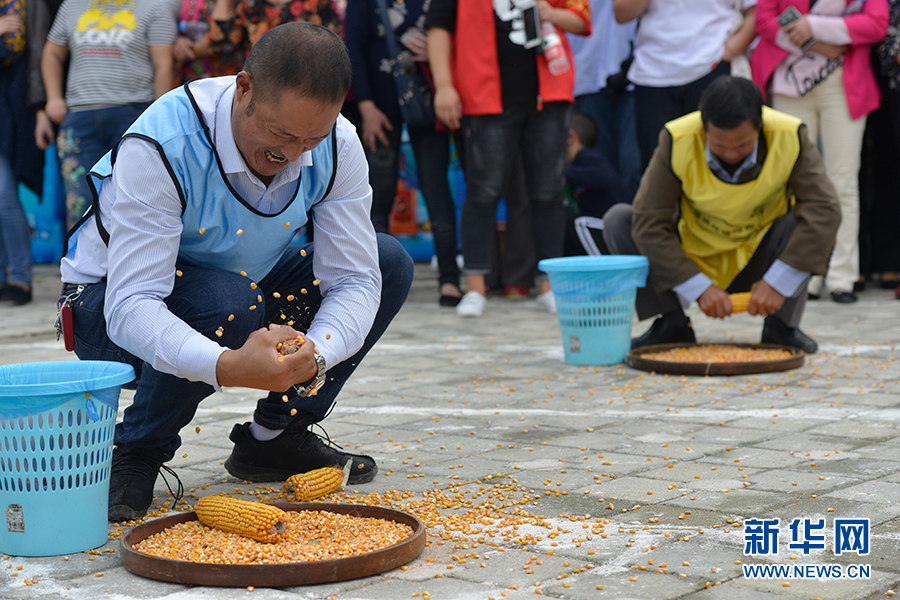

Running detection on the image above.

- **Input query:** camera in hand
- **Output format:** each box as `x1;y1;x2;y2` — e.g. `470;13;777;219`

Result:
606;54;634;95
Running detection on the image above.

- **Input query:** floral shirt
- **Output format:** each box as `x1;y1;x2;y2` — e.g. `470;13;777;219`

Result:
0;0;26;67
207;0;342;59
878;0;900;88
177;0;241;83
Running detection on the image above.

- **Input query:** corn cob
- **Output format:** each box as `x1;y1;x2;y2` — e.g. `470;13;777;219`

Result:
194;496;287;543
729;292;752;314
282;463;350;501
277;335;305;355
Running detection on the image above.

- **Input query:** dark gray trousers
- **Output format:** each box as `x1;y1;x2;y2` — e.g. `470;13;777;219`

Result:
602;203;809;327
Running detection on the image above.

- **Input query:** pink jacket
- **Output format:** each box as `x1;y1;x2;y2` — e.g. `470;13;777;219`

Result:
751;0;889;119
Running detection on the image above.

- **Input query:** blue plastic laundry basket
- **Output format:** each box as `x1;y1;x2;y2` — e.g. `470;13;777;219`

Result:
0;361;134;556
539;256;649;366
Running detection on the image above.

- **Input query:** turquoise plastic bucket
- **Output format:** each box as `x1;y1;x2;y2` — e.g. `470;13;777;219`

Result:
0;361;134;556
539;256;649;366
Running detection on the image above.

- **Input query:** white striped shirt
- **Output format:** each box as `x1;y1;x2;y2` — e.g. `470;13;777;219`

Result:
48;0;177;109
60;78;380;389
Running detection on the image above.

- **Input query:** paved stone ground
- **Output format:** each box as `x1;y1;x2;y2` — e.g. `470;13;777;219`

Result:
1;263;899;600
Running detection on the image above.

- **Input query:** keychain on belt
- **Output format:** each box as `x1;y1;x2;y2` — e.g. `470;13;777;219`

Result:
55;285;85;352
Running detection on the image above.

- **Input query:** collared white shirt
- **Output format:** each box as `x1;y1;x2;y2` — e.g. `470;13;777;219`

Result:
61;78;380;389
706;139;759;184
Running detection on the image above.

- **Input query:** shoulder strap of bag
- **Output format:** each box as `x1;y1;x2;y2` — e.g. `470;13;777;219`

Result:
374;0;402;60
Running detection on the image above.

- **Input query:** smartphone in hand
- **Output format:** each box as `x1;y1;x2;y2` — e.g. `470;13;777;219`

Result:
777;5;802;27
777;5;815;51
521;5;542;49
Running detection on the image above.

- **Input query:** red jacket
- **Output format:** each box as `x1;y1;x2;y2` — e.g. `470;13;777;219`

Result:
751;0;888;120
452;0;591;116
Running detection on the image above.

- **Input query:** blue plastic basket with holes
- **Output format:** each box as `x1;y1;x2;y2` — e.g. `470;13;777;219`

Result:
0;361;134;556
539;256;649;366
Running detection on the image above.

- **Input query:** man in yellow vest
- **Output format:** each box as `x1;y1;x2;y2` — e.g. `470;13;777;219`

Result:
602;75;840;353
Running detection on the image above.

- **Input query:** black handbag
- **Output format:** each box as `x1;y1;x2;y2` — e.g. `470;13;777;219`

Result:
374;0;435;128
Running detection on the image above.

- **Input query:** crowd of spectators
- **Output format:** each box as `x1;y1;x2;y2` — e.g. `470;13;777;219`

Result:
1;0;898;319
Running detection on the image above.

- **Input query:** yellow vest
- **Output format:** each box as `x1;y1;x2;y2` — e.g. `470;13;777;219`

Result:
668;106;802;290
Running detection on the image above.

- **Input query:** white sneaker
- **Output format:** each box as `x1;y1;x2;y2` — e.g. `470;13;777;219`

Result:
536;290;557;314
456;291;486;317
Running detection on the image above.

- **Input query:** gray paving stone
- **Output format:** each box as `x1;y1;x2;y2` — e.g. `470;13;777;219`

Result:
682;585;808;600
729;566;896;600
825;481;900;506
542;568;700;600
746;469;861;496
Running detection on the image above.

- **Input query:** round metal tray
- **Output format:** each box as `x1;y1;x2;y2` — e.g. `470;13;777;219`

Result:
120;502;426;587
625;342;805;376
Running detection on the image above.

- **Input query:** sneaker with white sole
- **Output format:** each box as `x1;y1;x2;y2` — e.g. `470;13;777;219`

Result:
536;290;557;314
456;291;486;317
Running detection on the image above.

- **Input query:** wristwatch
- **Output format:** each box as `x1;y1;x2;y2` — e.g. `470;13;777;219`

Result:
294;351;326;397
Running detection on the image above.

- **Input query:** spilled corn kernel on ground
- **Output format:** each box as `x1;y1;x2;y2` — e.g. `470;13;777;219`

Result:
2;263;900;599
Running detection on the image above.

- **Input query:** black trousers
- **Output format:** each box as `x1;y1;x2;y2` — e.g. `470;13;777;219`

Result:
602;203;809;328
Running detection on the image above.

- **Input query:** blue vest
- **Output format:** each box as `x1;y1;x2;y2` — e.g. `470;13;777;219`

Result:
70;80;337;283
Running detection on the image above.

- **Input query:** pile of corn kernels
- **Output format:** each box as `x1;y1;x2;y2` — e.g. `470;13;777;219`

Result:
134;510;413;564
640;344;793;364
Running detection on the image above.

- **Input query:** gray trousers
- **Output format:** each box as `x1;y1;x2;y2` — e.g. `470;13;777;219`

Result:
602;203;809;328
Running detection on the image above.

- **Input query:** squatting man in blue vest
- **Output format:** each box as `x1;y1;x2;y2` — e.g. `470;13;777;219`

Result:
601;75;841;353
57;22;414;521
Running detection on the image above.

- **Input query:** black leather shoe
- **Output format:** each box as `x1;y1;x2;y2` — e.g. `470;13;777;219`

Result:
631;315;696;349
1;284;31;305
830;290;858;303
225;421;378;484
761;316;818;354
108;444;171;522
439;294;462;307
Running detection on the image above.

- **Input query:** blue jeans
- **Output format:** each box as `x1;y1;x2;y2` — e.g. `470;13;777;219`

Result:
366;118;460;288
0;155;32;286
460;101;572;275
574;89;642;196
65;234;414;457
57;104;149;230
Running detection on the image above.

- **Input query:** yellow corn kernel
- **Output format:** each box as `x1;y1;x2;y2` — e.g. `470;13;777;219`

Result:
282;463;350;502
195;496;287;543
729;292;751;314
642;344;791;363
